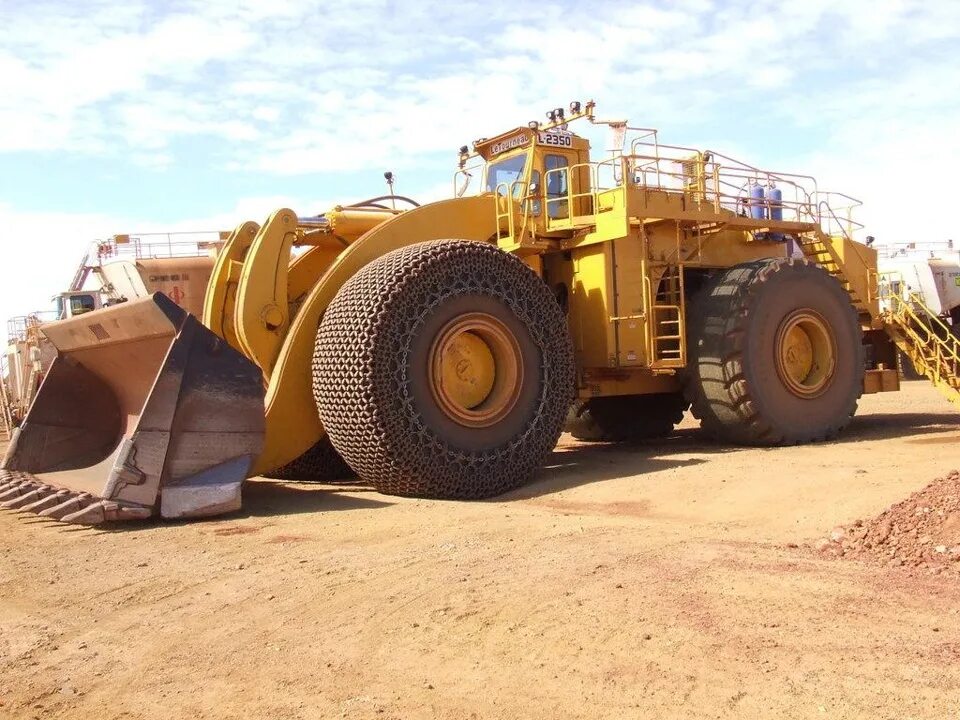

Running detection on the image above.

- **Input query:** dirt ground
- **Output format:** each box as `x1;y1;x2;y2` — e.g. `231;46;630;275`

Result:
1;380;958;720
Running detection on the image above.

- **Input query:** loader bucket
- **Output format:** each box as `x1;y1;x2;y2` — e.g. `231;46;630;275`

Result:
0;293;265;524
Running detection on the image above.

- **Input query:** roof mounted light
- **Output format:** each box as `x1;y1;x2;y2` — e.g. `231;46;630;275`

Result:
570;100;582;114
527;120;539;130
556;107;565;121
546;109;556;122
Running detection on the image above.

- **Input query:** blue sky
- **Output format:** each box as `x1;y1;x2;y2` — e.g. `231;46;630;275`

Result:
1;0;958;324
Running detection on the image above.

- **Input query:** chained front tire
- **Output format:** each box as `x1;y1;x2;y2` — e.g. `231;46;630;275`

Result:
684;257;863;445
313;240;575;499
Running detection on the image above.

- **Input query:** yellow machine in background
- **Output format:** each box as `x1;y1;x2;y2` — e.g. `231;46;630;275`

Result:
2;101;954;524
1;232;225;441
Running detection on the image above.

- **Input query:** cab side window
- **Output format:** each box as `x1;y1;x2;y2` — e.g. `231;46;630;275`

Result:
545;154;569;219
69;294;96;316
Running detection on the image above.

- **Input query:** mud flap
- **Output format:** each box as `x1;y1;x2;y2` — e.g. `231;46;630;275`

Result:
0;293;265;524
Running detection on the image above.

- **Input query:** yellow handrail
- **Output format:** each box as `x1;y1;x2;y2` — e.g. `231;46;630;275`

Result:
879;272;960;389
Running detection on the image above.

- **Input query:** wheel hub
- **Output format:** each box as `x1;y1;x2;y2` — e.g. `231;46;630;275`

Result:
775;310;837;398
429;312;523;427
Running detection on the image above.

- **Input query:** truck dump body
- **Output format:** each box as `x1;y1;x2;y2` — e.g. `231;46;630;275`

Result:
0;294;264;523
100;255;215;318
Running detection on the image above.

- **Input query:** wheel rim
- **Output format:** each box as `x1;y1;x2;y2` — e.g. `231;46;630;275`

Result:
429;312;523;427
775;310;837;398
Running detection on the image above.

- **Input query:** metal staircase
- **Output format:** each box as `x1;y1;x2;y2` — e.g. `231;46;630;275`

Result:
797;233;960;403
881;288;960;405
796;228;869;314
0;357;13;442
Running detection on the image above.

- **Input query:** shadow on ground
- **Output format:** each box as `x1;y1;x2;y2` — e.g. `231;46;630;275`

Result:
506;432;716;500
19;405;954;532
844;412;959;441
511;405;959;501
238;480;394;517
14;479;395;535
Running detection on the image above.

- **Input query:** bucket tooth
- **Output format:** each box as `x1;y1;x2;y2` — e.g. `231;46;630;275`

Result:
60;500;109;525
0;482;38;502
38;494;94;521
0;472;29;487
0;479;34;494
20;490;74;514
0;478;26;492
0;485;53;510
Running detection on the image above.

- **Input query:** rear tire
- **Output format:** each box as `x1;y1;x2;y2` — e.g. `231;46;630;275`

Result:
313;240;575;499
264;436;355;483
566;393;688;442
684;257;863;445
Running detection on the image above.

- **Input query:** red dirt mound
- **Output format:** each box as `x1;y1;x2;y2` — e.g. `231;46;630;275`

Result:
815;470;960;575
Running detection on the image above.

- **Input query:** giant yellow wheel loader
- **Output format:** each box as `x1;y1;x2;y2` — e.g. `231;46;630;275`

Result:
2;101;957;524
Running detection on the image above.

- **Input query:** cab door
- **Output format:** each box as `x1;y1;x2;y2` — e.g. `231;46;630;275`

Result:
534;132;591;228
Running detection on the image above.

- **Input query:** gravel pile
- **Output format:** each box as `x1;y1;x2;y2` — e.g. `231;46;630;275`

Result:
815;469;960;575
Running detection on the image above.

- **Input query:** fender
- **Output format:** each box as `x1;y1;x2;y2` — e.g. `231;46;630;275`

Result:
252;194;498;475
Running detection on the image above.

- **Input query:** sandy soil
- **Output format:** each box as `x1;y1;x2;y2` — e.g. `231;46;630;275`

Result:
1;380;959;720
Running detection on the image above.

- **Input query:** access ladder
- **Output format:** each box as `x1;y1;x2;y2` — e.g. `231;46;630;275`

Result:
0;358;13;442
882;290;960;405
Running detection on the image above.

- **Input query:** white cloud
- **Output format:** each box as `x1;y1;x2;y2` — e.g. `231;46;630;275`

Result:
2;0;956;180
1;0;959;326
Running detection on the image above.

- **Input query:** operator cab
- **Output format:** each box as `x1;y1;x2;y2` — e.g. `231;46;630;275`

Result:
469;103;595;234
54;291;102;320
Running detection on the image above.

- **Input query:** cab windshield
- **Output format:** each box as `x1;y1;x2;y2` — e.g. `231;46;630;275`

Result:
485;154;527;197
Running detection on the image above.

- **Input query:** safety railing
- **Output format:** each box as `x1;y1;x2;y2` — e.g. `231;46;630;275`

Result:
70;230;230;290
494;179;536;243
537;141;860;237
878;271;960;391
628;146;817;223
877;241;957;259
621;139;863;237
813;192;863;241
0;354;13;440
543;160;617;228
68;231;225;292
6;314;54;343
486;130;862;248
96;231;225;261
